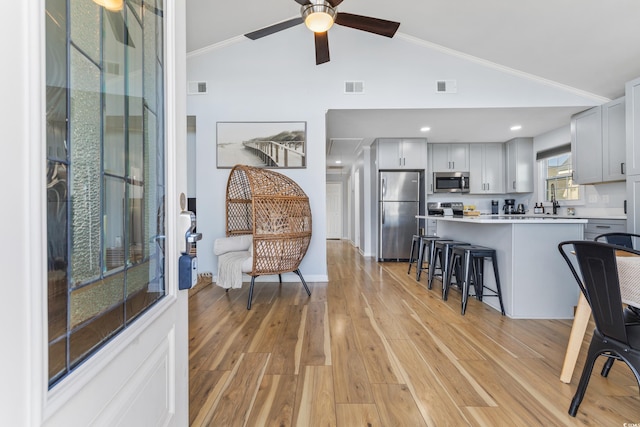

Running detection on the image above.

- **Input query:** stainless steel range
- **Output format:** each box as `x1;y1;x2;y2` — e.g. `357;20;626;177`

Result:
427;201;464;217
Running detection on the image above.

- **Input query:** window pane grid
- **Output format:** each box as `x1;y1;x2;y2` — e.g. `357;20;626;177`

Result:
543;152;580;202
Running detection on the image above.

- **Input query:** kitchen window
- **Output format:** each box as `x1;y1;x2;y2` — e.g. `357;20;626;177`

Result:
538;146;581;203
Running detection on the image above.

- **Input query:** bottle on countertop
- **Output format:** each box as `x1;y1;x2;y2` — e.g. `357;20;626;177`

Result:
534;203;539;214
540;203;545;214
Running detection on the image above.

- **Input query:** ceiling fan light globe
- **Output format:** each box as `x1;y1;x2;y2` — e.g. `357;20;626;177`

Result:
302;4;336;33
93;0;124;11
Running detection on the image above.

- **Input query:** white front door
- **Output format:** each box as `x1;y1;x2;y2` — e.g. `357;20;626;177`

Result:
3;1;188;425
326;182;343;239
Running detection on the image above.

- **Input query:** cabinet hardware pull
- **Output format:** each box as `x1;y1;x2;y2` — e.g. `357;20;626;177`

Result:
622;162;626;174
595;225;611;229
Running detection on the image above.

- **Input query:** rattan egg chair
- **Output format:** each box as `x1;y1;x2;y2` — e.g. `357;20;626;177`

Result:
225;164;312;309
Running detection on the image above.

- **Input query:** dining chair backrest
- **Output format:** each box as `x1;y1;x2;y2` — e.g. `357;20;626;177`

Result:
594;232;640;249
558;240;634;345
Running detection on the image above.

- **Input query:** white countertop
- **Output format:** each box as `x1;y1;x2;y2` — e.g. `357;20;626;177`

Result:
417;215;588;224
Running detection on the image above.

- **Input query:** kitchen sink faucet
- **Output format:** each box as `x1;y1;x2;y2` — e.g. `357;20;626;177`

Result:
551;183;560;215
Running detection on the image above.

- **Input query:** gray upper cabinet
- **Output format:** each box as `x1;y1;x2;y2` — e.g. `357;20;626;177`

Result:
571;97;626;184
603;97;626;181
571;107;603;184
431;143;469;172
377;138;427;170
469;143;505;194
626;77;640;176
505;137;533;193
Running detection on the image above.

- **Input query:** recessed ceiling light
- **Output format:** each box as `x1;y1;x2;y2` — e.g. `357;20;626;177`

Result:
510;125;522;131
420;126;431;132
335;160;342;164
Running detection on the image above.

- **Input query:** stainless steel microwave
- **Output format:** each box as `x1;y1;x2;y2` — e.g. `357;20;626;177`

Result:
433;171;470;193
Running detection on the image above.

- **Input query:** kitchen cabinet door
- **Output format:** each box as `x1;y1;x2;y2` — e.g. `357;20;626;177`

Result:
469;143;505;194
483;143;505;193
427;144;434;194
377;138;426;170
505;137;533;193
431;143;469;172
377;139;402;169
602;97;626;182
627;175;640;234
626;77;640;176
571;106;602;184
401;139;427;169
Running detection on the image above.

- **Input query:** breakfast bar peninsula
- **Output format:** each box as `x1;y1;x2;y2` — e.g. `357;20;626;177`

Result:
421;215;587;319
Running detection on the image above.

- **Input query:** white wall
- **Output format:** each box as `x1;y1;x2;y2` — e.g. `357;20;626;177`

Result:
187;25;604;277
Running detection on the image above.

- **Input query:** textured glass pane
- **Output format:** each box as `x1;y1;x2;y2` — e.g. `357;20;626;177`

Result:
128;0;143;22
126;261;151;297
70;273;125;328
70;47;102;285
127;286;163;322
70;305;124;367
102;0;126;176
143;0;158;112
48;247;68;342
104;176;126;271
145;109;160;258
49;339;67;384
129;114;144;184
70;0;100;63
128;7;144;101
46;0;68;161
129;182;145;264
104;104;126;176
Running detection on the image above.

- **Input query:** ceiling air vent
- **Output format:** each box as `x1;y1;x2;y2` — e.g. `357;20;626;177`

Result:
436;80;457;94
344;81;364;94
188;81;207;95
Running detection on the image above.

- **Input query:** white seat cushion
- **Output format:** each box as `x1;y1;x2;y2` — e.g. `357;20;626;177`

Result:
214;234;252;256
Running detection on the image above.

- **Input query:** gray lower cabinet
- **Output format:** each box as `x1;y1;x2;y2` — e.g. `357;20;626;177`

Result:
584;218;627;241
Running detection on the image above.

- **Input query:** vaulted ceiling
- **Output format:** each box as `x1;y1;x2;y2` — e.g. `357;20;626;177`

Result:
185;0;640;168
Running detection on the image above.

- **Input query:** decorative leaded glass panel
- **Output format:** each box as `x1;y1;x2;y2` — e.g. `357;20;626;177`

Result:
70;47;102;285
70;0;100;64
104;175;125;271
70;273;125;328
47;0;166;388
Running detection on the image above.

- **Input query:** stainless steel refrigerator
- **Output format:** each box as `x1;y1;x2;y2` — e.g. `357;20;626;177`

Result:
378;171;421;261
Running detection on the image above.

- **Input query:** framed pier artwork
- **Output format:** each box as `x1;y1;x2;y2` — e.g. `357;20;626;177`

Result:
216;121;307;169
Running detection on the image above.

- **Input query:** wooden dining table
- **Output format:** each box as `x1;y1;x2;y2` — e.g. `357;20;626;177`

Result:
560;250;640;383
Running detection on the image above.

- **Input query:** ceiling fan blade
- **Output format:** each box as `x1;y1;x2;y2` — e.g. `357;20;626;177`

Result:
326;0;344;6
335;13;400;38
315;31;330;65
245;17;303;40
294;0;312;5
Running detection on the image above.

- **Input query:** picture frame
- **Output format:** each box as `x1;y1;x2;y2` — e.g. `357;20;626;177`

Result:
216;121;307;169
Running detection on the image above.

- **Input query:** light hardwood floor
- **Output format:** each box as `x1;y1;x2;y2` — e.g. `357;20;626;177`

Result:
189;240;640;426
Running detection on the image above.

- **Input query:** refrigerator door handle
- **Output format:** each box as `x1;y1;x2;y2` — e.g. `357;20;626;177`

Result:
381;205;385;224
381;177;386;199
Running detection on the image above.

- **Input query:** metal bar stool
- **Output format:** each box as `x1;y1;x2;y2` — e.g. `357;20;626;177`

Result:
428;240;468;292
416;235;441;281
407;234;424;275
448;244;505;315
